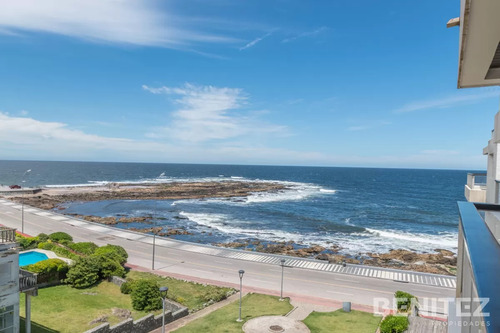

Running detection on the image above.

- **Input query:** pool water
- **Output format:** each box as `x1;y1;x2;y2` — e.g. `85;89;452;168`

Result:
19;251;49;266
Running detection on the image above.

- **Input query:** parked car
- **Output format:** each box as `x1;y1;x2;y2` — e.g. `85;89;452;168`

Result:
9;185;21;189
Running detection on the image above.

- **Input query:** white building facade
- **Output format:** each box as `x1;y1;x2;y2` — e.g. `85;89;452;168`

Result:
0;228;19;333
451;0;500;332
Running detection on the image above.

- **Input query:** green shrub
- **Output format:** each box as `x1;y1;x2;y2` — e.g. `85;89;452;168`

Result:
131;279;162;311
65;257;100;288
379;315;409;333
58;239;74;246
200;289;228;303
395;290;417;312
49;232;73;243
94;244;128;265
38;242;55;251
53;246;80;261
37;233;49;242
92;253;126;278
120;280;137;295
69;242;98;255
24;258;68;274
16;235;39;250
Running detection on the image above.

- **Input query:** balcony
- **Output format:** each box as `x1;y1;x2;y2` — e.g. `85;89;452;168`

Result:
455;202;500;332
464;173;487;202
19;269;38;294
0;227;16;243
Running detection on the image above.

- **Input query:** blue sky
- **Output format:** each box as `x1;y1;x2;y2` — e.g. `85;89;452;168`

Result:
0;0;498;169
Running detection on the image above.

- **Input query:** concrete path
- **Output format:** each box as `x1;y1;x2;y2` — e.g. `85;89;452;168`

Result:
407;315;447;333
286;299;339;321
0;199;455;316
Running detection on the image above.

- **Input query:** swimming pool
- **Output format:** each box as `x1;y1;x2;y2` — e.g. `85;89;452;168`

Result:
19;251;49;266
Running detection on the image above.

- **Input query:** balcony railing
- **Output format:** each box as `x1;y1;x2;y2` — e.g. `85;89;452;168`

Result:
0;227;16;243
465;173;487;202
456;202;500;333
467;173;487;187
19;269;38;293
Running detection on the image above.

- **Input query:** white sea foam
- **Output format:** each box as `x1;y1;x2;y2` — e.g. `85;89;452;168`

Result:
178;212;458;254
365;228;458;248
45;176;337;205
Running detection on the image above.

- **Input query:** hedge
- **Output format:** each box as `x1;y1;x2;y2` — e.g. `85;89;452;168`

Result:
94;244;128;265
69;242;98;255
37;233;49;242
48;232;73;243
16;235;39;250
379;315;409;333
131;279;162;311
38;242;55;251
395;290;417;312
65;256;101;288
52;246;81;261
23;258;68;274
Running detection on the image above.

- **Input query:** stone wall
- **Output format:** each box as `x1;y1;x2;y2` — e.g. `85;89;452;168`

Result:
84;308;188;333
108;276;126;287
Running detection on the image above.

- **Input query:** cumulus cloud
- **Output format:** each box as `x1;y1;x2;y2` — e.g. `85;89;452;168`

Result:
0;0;236;47
143;83;288;142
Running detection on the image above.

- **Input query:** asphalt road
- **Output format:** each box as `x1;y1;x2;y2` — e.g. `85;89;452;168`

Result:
0;202;455;315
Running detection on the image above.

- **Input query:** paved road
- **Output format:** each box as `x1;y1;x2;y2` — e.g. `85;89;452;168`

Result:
0;200;455;315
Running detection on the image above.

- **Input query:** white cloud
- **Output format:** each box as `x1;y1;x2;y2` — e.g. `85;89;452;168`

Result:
394;90;500;113
239;32;272;50
282;27;328;43
0;0;236;47
143;83;288;142
0;111;484;169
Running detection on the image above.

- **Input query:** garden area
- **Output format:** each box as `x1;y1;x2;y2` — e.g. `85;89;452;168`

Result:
303;310;381;333
16;232;236;333
174;293;294;333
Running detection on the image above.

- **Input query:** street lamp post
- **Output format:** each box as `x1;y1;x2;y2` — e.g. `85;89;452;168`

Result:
152;200;158;270
21;169;31;234
279;259;286;301
152;232;156;270
237;269;245;322
159;286;169;333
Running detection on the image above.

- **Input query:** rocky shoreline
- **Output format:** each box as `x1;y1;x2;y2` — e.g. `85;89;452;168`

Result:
5;181;457;276
9;181;287;210
213;240;457;276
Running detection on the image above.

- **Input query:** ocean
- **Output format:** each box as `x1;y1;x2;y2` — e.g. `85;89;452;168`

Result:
0;160;474;255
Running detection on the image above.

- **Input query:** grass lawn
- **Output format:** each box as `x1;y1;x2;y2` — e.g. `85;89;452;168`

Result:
19;282;151;333
303;309;382;333
126;271;235;311
174;293;293;333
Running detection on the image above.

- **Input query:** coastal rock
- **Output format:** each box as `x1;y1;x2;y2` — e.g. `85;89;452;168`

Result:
161;228;193;236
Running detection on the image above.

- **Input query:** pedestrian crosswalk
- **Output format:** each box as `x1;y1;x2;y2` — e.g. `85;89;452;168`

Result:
0;198;457;289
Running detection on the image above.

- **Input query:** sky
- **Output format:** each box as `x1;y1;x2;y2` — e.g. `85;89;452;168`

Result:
0;0;498;169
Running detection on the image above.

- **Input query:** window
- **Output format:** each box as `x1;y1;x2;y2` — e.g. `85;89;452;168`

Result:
0;305;14;333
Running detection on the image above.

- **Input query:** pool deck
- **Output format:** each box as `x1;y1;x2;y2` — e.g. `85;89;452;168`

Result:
20;249;74;265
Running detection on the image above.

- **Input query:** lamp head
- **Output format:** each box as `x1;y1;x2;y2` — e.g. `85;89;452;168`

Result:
159;286;169;297
238;269;245;278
